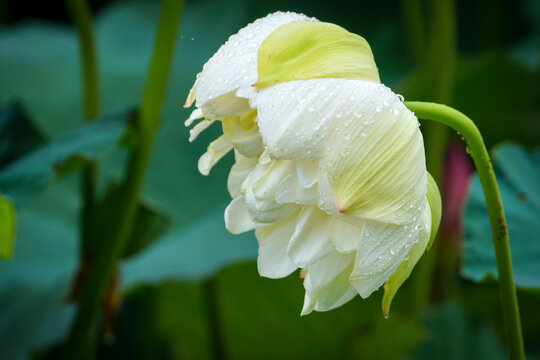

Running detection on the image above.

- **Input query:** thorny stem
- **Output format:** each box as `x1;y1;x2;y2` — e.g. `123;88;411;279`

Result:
61;1;184;358
405;101;525;360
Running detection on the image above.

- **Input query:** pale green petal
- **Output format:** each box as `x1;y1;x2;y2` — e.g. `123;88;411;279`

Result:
426;172;442;250
287;206;334;267
222;111;264;157
256;21;379;88
323;81;426;225
382;202;432;317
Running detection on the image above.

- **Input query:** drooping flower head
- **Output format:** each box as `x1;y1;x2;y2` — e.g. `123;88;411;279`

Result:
184;12;441;315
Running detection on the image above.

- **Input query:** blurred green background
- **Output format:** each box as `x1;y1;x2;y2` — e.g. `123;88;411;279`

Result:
0;0;539;359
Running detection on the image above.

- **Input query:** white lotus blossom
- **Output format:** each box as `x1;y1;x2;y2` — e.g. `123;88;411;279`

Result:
184;12;441;315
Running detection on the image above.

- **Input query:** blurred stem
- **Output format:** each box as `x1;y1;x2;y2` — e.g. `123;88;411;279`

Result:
66;0;99;120
61;1;184;358
407;0;455;316
66;0;99;258
401;0;426;63
405;101;525;360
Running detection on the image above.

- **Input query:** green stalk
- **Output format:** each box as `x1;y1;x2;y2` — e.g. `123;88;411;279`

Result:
66;0;99;120
61;1;184;358
406;0;456;316
405;101;525;360
66;0;99;258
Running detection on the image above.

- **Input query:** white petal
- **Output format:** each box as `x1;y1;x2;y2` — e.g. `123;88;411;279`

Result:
185;108;203;127
196;12;315;117
330;218;364;254
227;151;258;198
349;210;425;298
287;206;334;267
243;160;299;223
189;119;215;142
253;80;338;160
296;160;319;188
198;135;233;175
255;212;299;278
224;196;258;234
302;250;357;314
275;174;318;206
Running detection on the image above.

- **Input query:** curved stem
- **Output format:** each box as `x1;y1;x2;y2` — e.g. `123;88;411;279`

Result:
61;1;184;358
405;101;525;360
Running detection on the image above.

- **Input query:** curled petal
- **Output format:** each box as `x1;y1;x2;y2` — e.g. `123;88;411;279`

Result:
222;111;264;157
256;21;379;88
243;160;299;223
426;172;442;250
198;135;233;176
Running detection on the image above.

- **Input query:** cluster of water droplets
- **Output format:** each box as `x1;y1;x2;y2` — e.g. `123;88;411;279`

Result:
196;12;316;105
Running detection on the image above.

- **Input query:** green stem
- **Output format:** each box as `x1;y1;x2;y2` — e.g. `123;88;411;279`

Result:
405;101;525;360
61;1;184;358
66;0;99;120
66;0;100;259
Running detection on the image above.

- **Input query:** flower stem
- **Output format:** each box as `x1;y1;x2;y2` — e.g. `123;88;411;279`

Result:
61;1;183;358
404;101;525;360
66;0;100;259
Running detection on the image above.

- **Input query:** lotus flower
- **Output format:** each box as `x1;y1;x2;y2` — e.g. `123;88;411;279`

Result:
184;12;441;315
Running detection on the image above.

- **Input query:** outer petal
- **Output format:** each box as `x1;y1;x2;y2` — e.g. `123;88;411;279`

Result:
349;205;425;298
255;211;300;279
382;201;432;317
194;12;315;118
322;81;426;225
198;135;233;176
224;196;258;234
287;206;334;267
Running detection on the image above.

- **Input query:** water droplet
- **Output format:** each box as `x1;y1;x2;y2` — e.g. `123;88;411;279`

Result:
335;110;343;118
308;105;315;112
361;129;368;137
375;105;382;112
397;94;405;102
466;146;471;154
